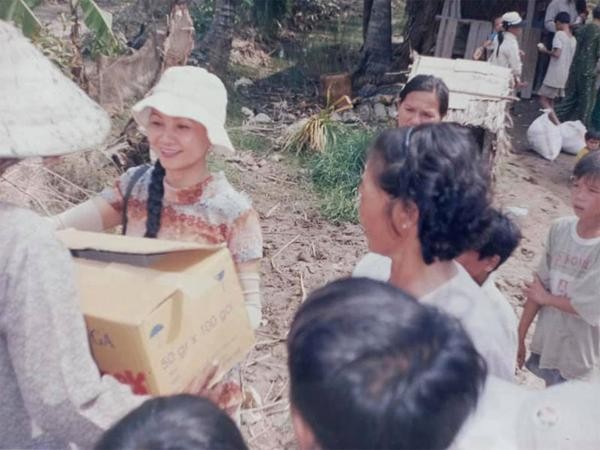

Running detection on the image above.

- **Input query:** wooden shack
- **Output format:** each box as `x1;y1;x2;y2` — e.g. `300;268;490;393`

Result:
434;0;552;99
408;53;514;164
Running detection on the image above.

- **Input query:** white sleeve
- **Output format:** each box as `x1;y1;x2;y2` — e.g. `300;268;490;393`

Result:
552;32;563;50
238;272;262;329
49;198;105;231
544;2;559;33
510;42;523;77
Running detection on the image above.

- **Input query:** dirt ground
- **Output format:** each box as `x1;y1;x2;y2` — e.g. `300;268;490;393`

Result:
4;2;578;446
233;97;577;448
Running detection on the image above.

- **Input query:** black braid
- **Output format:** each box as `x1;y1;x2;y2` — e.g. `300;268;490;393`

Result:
144;160;166;238
496;27;506;57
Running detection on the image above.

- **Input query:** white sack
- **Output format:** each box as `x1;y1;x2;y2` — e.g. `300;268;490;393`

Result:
559;121;586;155
527;113;562;160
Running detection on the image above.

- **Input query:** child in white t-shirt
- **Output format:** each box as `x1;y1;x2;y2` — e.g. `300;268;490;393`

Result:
518;152;600;385
456;209;522;381
538;12;577;125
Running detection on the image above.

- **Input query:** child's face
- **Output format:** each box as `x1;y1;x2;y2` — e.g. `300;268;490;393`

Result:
571;176;600;221
586;138;600;151
456;250;497;285
494;17;503;32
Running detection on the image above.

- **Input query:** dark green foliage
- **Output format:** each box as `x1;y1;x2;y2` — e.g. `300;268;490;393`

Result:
253;0;292;37
190;0;215;37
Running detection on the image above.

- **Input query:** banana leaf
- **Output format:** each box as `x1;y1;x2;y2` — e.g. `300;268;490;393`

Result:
74;0;121;53
0;0;43;37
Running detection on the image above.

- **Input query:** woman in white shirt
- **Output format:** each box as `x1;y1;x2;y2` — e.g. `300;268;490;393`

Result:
489;11;526;88
357;124;514;380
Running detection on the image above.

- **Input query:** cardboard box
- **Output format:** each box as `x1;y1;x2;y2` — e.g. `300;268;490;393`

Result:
57;229;255;396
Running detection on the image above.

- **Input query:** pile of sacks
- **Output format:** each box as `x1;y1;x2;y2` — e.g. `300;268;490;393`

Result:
527;111;586;160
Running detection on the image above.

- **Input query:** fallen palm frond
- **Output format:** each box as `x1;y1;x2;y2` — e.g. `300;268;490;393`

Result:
283;93;353;154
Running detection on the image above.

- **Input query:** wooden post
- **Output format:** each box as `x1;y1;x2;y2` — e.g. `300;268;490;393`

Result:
526;0;536;23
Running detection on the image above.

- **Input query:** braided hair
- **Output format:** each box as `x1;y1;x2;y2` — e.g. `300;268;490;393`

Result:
144;159;166;238
496;23;507;57
369;124;493;264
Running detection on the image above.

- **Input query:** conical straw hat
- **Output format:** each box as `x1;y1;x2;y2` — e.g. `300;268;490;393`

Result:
0;21;111;158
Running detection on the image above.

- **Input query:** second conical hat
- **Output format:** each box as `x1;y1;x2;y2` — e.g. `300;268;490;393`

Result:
0;20;111;158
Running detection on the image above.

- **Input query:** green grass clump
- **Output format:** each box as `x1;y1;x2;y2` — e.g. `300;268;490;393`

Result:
229;129;273;154
309;125;374;223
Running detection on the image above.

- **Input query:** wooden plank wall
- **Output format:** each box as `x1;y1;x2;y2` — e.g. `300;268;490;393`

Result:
519;27;541;99
464;21;492;60
435;19;459;58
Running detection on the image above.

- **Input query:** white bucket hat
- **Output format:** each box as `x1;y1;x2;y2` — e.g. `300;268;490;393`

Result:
132;66;235;156
502;11;525;28
0;21;111;159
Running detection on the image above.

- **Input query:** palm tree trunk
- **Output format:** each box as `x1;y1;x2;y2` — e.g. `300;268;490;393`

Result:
200;0;237;76
396;0;444;69
354;0;392;87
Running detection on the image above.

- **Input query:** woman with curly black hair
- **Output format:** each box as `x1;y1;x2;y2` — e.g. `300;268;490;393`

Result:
357;123;514;380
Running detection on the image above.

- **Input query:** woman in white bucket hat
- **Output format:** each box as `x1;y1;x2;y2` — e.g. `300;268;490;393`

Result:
0;21;146;449
489;11;526;89
52;66;264;331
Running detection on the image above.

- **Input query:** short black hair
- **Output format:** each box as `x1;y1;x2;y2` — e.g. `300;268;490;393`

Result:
399;74;450;117
95;395;247;450
474;209;522;269
555;11;571;24
593;5;600;20
585;129;600;141
369;124;493;264
573;150;600;184
288;278;487;450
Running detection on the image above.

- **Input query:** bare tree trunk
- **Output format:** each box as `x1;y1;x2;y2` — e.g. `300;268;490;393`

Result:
200;0;237;76
395;0;444;69
353;0;391;88
362;0;374;41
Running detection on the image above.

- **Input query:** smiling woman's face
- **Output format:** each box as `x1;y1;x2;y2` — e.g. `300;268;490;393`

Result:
147;109;211;173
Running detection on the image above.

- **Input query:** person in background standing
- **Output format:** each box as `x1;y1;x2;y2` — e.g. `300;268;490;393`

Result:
537;12;577;124
556;5;600;128
489;12;527;90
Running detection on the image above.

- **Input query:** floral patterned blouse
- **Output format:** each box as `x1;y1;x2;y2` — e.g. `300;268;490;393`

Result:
101;166;263;264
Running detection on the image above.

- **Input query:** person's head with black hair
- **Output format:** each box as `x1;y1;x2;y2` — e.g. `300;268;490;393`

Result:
288;277;487;450
456;209;522;285
554;11;572;32
359;124;492;269
593;4;600;21
95;395;248;450
571;151;600;223
584;129;600;152
555;11;571;25
396;75;449;127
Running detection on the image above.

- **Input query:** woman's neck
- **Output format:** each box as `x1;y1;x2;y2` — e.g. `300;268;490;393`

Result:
164;160;210;189
388;248;457;299
576;216;600;239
